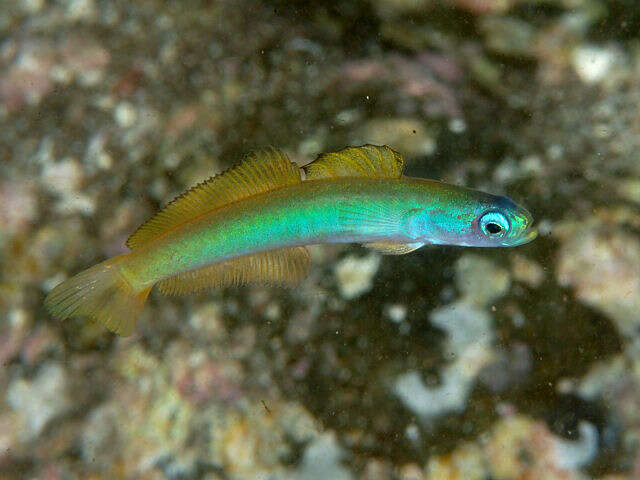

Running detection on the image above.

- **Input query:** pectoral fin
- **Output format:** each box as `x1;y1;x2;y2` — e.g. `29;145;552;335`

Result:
363;241;425;255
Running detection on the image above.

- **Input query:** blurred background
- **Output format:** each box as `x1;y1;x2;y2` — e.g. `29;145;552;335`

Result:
1;0;640;479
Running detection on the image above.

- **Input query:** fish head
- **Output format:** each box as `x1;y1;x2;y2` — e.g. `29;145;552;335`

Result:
467;194;537;247
404;189;537;248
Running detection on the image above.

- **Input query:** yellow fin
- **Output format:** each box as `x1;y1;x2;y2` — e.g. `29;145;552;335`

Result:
303;144;404;180
364;241;424;255
127;148;301;249
157;246;310;295
44;255;151;337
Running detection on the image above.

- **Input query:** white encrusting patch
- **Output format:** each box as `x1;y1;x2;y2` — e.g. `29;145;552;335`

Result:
334;253;381;300
393;302;494;420
385;304;407;323
572;45;615;84
553;421;599;470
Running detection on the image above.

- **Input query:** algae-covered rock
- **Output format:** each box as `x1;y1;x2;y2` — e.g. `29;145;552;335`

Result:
355;117;437;157
479;16;537;57
2;0;640;478
455;254;511;307
6;362;72;441
556;221;640;338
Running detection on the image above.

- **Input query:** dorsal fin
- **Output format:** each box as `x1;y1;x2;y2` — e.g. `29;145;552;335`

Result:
157;246;310;295
303;144;404;180
127;148;301;249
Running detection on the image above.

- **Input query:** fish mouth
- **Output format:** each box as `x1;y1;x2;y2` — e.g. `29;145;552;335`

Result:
515;227;538;245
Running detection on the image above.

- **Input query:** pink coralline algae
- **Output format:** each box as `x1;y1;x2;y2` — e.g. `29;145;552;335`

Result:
0;36;109;112
556;221;640;337
339;53;463;119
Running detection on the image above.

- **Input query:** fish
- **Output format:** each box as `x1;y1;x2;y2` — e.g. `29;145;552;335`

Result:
44;144;537;336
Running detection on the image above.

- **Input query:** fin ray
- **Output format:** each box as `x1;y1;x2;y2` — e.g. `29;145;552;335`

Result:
364;241;425;255
127;148;301;249
158;246;310;295
303;144;404;180
44;255;151;336
336;203;401;232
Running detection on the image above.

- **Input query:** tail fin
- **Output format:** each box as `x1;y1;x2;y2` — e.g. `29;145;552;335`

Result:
44;255;151;336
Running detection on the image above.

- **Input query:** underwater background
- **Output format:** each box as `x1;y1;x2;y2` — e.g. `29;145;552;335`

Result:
1;0;640;478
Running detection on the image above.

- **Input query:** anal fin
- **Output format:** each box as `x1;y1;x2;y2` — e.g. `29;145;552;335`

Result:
363;241;424;255
157;246;310;295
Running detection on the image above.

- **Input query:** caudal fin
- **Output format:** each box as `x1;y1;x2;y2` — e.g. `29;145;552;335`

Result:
44;255;151;336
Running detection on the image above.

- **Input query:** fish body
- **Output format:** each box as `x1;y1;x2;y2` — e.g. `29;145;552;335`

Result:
45;145;537;336
125;178;531;287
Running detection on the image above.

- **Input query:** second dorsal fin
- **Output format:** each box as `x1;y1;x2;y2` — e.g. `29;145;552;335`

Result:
303;144;404;180
127;149;301;249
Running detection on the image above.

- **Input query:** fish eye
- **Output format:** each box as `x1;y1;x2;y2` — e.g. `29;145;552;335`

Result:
479;211;510;238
